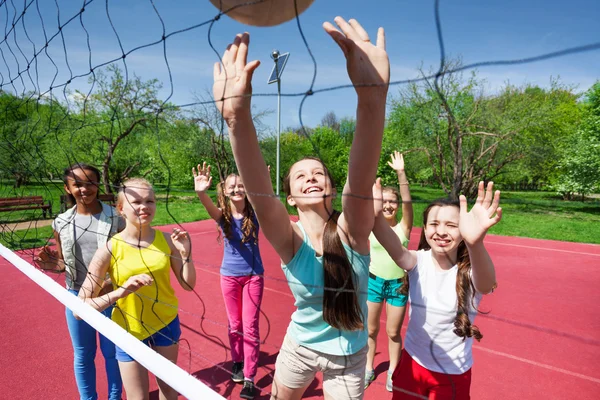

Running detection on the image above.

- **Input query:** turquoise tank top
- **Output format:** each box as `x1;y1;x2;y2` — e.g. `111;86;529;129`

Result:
282;221;370;356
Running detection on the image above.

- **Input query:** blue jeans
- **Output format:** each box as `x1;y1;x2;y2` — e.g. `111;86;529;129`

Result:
66;289;122;400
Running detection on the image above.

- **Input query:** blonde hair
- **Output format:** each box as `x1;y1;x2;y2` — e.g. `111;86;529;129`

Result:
117;177;154;209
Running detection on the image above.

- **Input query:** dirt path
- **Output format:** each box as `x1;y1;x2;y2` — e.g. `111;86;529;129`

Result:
0;219;53;232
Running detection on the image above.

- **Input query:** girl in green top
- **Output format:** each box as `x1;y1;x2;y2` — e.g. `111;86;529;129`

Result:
365;151;413;391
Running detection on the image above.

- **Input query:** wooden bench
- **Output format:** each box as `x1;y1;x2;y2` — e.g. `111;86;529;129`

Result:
59;193;117;213
0;196;52;218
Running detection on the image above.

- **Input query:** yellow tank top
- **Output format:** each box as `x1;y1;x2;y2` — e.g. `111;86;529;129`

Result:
109;231;178;340
369;224;409;280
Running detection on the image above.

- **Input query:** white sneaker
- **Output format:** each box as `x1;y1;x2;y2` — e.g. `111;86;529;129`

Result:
386;371;393;392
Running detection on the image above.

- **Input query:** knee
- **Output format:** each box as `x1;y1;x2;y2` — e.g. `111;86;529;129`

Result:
386;327;402;341
368;324;380;338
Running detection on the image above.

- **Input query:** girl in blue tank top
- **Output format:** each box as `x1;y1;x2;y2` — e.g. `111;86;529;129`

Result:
211;18;390;400
193;164;264;399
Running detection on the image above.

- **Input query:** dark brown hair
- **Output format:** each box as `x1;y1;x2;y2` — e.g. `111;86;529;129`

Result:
284;157;363;331
62;163;101;207
216;174;258;245
418;198;483;341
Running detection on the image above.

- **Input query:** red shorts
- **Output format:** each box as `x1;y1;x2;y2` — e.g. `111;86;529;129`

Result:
391;349;472;400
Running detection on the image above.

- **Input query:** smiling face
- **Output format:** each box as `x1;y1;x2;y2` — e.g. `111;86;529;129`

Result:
382;189;399;221
424;205;462;258
285;158;334;210
224;174;246;203
64;168;100;207
118;183;156;227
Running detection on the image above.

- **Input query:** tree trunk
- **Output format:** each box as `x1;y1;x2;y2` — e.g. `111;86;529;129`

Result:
450;130;463;201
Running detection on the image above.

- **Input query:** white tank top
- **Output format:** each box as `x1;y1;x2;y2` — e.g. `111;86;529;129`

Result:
404;250;482;374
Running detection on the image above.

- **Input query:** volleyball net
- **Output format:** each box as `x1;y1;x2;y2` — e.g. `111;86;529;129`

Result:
0;0;598;399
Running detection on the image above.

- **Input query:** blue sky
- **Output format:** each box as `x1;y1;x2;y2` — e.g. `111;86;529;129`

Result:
1;0;599;132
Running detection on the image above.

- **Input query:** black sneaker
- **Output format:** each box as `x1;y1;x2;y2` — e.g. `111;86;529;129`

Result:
240;380;256;399
231;362;244;383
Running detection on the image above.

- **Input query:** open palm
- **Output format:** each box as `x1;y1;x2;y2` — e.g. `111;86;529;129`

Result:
213;33;260;123
171;228;191;257
459;181;502;246
323;17;389;98
387;151;405;172
192;162;212;193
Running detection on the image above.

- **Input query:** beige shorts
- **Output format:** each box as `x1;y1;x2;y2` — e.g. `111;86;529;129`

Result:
274;334;368;399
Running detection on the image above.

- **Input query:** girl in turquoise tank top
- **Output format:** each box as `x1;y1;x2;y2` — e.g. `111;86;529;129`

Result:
211;18;390;400
365;151;414;392
79;178;196;400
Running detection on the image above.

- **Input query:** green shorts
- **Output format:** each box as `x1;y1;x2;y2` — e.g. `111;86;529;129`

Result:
367;272;408;307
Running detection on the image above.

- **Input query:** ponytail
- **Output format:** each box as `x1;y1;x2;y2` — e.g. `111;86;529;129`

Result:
283;157;363;331
322;210;363;331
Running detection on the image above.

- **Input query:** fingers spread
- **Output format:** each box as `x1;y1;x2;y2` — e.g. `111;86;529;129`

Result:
348;18;370;42
323;21;350;56
333;16;360;42
482;181;494;208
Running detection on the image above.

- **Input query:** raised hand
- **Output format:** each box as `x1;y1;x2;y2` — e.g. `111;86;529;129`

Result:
372;177;383;216
323;17;390;98
33;246;64;272
387;151;405;172
171;228;191;259
213;32;261;124
122;274;153;293
193;162;213;193
459;182;502;246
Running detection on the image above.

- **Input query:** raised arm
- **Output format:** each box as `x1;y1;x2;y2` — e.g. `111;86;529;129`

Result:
212;33;295;261
167;229;196;291
78;244;152;313
372;178;417;270
459;181;502;294
388;151;413;238
193;162;223;221
323;17;389;246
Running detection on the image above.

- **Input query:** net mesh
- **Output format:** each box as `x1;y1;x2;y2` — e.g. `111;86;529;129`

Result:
0;0;599;399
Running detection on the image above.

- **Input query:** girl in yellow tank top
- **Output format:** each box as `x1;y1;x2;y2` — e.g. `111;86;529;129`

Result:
79;178;196;400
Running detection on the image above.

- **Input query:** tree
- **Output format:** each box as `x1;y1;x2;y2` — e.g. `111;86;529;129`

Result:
552;82;600;200
320;111;340;132
0;93;69;187
191;90;271;182
386;59;580;199
73;65;164;193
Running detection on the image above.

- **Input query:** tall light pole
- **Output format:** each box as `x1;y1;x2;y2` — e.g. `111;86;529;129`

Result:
268;50;290;196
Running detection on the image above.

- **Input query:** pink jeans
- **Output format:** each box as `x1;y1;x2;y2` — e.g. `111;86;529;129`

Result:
220;274;264;380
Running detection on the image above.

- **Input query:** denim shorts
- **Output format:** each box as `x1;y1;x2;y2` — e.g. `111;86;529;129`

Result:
367;272;408;307
115;315;181;362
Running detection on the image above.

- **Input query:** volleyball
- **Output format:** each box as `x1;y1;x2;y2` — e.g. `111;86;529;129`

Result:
209;0;315;27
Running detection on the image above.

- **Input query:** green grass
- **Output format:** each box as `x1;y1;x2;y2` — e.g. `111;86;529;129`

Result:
1;182;599;250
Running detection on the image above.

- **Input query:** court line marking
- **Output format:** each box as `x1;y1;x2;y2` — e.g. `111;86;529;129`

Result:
484;241;600;257
473;346;600;384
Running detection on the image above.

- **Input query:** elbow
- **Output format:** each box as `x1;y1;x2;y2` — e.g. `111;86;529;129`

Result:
475;281;497;295
181;278;196;291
